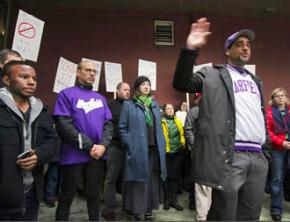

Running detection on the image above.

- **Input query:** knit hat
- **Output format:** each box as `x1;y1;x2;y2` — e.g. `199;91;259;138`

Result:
134;75;151;90
225;29;255;49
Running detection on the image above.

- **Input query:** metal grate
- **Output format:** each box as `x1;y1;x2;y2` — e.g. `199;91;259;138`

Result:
154;20;174;46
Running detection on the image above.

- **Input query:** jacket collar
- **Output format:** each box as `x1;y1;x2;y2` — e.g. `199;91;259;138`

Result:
216;64;235;110
76;81;93;90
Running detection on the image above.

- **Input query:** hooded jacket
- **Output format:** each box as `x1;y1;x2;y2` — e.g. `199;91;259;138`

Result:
0;87;56;214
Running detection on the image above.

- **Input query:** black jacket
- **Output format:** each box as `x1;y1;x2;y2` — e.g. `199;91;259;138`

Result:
108;98;124;143
184;106;199;150
0;99;56;214
173;48;271;190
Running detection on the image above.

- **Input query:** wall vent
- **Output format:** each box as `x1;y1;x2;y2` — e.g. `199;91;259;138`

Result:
154;20;174;46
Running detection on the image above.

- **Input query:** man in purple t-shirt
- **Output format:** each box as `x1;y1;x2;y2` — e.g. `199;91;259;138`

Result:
54;60;113;221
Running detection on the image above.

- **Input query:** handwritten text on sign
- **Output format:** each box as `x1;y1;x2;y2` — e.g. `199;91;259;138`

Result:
12;10;44;62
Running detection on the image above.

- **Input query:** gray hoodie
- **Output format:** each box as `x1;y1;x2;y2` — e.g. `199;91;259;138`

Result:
0;87;43;193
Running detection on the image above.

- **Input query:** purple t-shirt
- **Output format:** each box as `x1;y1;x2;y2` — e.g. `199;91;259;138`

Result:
54;86;112;165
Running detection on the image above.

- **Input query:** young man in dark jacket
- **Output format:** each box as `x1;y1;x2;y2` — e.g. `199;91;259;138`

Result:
0;61;56;220
173;18;271;221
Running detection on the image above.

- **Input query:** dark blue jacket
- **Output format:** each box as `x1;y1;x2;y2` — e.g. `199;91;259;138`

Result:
119;100;167;182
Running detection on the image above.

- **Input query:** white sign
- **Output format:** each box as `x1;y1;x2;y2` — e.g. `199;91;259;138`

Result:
53;57;77;93
193;63;213;72
82;58;102;91
245;64;256;75
12;10;44;62
104;62;123;92
138;59;157;91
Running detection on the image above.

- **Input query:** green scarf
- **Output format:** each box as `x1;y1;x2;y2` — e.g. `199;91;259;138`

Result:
134;95;153;126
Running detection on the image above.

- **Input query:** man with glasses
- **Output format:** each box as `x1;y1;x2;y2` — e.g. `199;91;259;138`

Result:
54;60;113;221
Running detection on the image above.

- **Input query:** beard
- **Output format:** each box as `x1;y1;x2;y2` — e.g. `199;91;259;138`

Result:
229;55;249;66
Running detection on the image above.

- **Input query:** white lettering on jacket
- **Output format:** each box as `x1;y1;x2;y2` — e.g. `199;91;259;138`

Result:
76;98;104;114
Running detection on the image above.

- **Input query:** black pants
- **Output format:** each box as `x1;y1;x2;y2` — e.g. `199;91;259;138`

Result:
164;152;184;197
0;187;39;221
55;159;103;221
103;143;124;214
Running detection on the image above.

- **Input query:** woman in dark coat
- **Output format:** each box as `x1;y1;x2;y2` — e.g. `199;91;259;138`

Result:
119;76;167;221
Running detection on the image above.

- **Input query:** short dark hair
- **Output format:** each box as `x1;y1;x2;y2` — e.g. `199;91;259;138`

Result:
0;49;22;64
77;60;94;70
77;63;82;70
2;60;35;77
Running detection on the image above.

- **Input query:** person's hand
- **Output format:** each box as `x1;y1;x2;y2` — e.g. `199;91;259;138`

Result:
283;141;290;149
186;17;211;50
89;144;106;159
94;145;106;158
90;145;98;159
16;150;37;171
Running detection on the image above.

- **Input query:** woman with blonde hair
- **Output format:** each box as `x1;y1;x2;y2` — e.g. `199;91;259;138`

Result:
267;87;290;221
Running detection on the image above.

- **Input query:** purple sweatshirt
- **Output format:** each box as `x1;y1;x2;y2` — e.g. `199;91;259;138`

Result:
54;86;112;165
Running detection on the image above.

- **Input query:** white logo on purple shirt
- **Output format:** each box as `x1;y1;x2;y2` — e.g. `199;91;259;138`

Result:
76;98;104;114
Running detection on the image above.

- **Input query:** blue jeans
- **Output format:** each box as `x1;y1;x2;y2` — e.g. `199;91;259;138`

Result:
44;162;59;201
270;149;287;215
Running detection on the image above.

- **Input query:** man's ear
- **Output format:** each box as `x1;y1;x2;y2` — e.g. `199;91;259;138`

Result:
225;49;230;56
2;75;10;87
76;69;81;78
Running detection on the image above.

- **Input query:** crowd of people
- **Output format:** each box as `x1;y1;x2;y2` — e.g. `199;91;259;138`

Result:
0;17;290;222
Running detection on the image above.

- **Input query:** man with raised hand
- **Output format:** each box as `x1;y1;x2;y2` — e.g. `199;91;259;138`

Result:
173;18;270;221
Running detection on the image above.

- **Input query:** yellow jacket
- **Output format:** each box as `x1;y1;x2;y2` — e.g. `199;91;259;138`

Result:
162;116;185;153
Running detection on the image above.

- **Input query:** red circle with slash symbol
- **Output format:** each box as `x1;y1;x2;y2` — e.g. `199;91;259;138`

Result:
18;22;36;39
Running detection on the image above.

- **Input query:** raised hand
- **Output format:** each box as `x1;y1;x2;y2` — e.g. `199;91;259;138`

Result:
186;18;211;50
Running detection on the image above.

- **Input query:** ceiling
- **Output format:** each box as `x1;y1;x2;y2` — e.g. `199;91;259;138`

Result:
12;0;290;19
